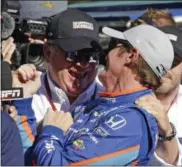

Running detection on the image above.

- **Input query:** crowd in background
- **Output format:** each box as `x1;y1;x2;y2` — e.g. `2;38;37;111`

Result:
1;5;182;166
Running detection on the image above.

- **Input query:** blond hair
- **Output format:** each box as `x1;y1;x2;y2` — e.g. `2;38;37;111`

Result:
119;46;161;90
131;8;176;28
130;19;146;28
135;56;161;89
144;8;175;25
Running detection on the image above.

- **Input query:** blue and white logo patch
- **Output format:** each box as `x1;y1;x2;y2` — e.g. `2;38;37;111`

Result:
105;114;126;130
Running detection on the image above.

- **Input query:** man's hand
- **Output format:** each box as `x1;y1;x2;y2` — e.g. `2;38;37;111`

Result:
9;106;18;122
155;70;180;95
12;64;41;98
1;106;18;122
135;95;172;136
1;37;15;64
43;108;73;133
28;38;47;44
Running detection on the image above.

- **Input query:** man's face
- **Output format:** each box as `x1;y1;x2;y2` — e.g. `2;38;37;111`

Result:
155;58;182;94
153;18;173;27
46;45;98;98
99;45;129;90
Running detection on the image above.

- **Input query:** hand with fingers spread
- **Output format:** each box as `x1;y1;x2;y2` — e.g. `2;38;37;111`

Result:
43;108;73;133
1;37;16;64
135;94;172;136
12;64;41;98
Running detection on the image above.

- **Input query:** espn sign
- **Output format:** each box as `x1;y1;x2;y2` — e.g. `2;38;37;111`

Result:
1;88;23;101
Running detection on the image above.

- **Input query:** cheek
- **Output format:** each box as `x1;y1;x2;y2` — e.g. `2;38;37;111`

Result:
155;18;171;27
108;56;123;76
87;64;97;78
50;52;70;72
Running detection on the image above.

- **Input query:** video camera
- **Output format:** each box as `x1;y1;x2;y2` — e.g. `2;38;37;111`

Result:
12;17;50;71
2;0;50;71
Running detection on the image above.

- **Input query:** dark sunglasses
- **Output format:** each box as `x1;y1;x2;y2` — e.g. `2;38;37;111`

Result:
108;38;133;52
65;49;101;64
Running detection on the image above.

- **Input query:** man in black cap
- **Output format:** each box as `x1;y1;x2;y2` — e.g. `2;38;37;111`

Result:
136;26;182;166
10;8;104;164
31;8;103;124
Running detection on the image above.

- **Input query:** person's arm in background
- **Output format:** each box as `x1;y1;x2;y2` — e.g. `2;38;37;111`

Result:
1;33;41;153
1;112;24;166
12;98;36;152
1;37;15;64
11;64;41;154
136;95;181;165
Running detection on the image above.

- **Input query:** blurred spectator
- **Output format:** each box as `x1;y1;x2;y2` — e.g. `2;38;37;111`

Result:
1;61;24;165
151;26;182;166
1;112;24;166
131;8;176;28
1;37;15;64
1;30;40;165
133;23;182;164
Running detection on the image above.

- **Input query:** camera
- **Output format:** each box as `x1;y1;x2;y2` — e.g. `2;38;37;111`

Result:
2;0;49;71
11;17;49;71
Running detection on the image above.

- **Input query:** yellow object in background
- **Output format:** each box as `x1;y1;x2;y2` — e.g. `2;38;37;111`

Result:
41;1;54;9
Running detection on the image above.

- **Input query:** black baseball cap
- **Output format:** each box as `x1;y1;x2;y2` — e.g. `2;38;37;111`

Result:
159;26;182;59
47;8;100;52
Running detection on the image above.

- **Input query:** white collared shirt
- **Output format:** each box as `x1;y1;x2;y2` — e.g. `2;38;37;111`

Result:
32;72;104;123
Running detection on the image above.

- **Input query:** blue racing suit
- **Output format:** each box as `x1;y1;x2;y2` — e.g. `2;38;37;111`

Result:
12;89;158;166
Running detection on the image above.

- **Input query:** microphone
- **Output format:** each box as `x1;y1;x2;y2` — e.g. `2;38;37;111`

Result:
1;11;15;39
1;61;24;102
1;12;23;69
1;12;24;102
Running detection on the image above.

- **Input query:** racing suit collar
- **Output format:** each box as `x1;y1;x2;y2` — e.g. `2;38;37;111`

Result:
99;87;147;97
99;88;152;105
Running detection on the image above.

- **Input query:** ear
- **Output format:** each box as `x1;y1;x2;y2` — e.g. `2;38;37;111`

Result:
125;48;140;65
43;44;51;62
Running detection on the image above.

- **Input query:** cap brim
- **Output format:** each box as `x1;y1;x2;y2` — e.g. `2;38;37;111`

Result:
102;27;126;40
52;37;98;52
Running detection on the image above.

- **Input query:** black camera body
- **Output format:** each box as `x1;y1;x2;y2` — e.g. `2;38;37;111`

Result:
2;0;49;71
21;19;48;37
11;19;48;71
13;18;49;71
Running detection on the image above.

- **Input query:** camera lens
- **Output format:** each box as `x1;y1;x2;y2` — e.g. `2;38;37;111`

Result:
27;44;44;67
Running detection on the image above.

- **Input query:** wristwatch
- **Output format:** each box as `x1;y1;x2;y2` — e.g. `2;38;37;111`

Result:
158;122;177;141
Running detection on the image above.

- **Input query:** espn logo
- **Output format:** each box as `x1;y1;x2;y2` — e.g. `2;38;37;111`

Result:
1;88;23;101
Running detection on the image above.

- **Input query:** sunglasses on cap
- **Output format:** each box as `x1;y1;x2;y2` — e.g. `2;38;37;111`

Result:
108;38;133;52
65;48;101;64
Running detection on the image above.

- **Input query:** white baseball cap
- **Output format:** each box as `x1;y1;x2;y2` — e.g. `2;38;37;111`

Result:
102;25;174;78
